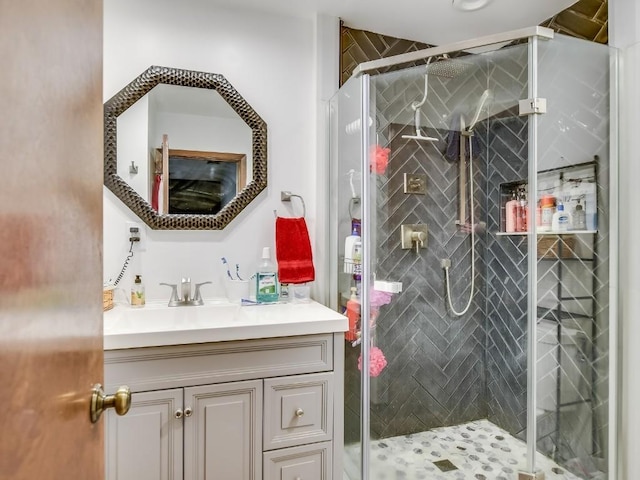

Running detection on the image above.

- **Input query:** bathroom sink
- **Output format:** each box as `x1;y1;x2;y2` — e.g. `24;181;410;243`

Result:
104;302;243;334
103;300;348;350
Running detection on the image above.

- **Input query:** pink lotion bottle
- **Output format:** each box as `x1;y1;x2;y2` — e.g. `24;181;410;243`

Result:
505;192;518;233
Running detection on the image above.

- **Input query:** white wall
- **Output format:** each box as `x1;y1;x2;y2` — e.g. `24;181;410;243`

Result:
103;0;339;301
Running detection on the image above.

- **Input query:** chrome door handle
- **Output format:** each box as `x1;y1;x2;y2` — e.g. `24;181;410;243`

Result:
184;407;193;417
90;384;131;423
295;408;304;418
174;409;184;419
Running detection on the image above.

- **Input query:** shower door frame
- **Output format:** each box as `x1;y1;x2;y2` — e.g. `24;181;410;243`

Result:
347;25;619;480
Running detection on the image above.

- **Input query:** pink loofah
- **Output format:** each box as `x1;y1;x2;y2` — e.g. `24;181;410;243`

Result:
358;346;387;377
370;145;390;175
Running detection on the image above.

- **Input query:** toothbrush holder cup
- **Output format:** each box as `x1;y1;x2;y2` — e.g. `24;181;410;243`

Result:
224;279;249;304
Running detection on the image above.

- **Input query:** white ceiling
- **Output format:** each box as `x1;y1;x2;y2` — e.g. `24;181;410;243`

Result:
211;0;576;46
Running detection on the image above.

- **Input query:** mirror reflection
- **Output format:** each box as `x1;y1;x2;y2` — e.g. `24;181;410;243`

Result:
104;66;267;230
117;84;252;215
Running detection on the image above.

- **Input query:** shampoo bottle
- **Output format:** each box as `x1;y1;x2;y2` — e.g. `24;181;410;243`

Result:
131;274;145;307
539;195;555;232
551;202;572;232
518;190;528;232
343;220;361;274
505;192;518;233
256;247;279;303
345;287;360;342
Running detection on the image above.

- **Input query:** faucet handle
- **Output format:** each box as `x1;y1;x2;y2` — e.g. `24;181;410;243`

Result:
194;282;212;304
159;283;180;306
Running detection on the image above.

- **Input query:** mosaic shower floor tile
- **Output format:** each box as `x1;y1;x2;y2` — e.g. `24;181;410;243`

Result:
344;419;581;480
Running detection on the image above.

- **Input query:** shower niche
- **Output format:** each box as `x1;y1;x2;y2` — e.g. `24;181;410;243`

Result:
498;161;598;235
330;27;616;480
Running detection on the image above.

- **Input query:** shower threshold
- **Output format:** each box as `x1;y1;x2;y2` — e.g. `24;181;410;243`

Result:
343;419;580;479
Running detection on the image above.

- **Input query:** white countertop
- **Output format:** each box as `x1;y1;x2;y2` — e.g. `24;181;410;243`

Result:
104;300;348;350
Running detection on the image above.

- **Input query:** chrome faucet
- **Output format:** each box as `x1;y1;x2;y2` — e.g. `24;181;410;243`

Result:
160;278;212;307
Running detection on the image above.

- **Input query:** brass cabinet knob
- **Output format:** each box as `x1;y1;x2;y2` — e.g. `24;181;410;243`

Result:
174;409;183;419
184;407;193;417
90;384;131;423
295;408;304;418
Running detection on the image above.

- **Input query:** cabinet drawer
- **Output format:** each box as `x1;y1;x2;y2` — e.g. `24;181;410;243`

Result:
263;441;332;480
104;334;333;393
263;372;333;450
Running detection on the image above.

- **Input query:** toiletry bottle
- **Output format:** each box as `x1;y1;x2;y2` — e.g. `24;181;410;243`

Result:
131;274;145;307
519;190;528;232
352;239;362;296
515;191;523;232
539;195;555;232
572;199;586;230
345;287;360;342
505;191;518;233
551;202;572;232
256;247;279;303
343;220;361;274
279;282;290;302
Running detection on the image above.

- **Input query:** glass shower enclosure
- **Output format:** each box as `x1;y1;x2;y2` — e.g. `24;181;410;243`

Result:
329;27;618;480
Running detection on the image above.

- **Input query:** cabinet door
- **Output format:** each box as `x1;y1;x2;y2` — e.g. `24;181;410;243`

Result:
184;380;263;480
105;388;183;480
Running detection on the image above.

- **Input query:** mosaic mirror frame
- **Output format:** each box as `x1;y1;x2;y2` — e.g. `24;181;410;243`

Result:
104;65;267;230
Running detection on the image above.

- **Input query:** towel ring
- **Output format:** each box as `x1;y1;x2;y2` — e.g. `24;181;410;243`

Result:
274;190;306;218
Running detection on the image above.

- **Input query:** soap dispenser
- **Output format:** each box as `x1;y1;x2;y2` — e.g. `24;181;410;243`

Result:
573;199;587;230
131;274;145;307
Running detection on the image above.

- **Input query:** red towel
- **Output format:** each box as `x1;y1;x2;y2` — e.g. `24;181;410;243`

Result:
275;217;315;284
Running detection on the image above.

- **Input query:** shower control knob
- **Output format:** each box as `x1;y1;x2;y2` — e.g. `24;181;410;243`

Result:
411;231;427;253
401;224;428;253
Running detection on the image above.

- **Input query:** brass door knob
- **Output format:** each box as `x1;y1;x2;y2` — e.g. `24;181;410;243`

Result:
90;384;131;423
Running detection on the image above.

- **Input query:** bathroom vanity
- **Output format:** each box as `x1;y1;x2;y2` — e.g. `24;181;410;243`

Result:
103;301;347;480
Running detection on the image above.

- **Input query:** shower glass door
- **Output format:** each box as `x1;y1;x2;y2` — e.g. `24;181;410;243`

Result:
329;73;366;479
532;33;617;480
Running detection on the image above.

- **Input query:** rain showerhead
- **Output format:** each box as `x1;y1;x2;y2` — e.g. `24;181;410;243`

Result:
424;54;473;78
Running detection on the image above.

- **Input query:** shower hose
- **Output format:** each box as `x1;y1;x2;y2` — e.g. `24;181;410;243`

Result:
444;131;476;317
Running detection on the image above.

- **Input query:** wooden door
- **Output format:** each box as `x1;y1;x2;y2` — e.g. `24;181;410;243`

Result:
0;0;104;479
184;381;263;480
106;389;184;480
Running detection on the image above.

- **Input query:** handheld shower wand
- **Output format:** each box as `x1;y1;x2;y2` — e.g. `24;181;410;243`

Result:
468;89;492;132
443;89;492;317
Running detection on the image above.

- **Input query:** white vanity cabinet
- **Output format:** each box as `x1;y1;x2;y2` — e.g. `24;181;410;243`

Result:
104;332;344;480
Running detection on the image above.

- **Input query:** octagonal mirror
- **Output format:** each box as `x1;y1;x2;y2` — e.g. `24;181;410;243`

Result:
104;66;267;230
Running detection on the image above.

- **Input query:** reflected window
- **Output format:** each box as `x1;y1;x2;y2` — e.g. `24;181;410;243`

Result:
154;148;246;215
